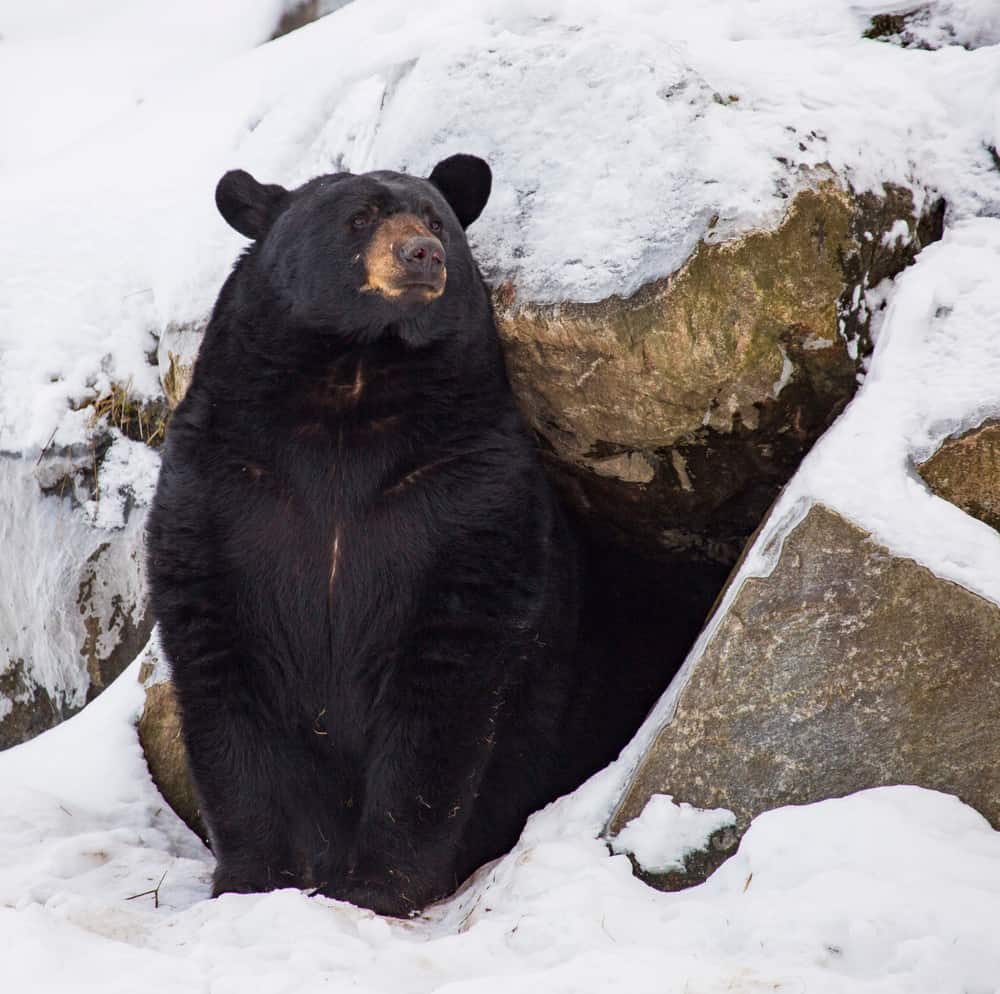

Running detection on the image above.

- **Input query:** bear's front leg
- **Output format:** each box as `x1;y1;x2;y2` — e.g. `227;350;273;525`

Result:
175;664;344;897
332;649;509;917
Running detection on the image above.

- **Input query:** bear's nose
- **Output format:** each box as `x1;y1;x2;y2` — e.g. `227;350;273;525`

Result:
398;236;445;283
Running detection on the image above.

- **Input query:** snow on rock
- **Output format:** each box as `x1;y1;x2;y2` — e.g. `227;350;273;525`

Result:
609;794;736;875
628;213;1000;760
864;0;1000;49
0;442;155;746
774;216;1000;605
1;659;999;992
3;0;1000;453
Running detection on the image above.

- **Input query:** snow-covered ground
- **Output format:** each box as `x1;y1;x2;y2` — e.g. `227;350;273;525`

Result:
3;652;1000;994
3;0;1000;989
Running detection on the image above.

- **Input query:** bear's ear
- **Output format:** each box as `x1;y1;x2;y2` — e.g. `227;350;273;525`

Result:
428;154;492;229
215;169;289;240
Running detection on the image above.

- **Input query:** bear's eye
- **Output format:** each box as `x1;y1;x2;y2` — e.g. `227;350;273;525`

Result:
350;212;371;230
427;216;443;235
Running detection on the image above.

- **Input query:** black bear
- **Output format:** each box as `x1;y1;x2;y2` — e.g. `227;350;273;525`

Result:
147;155;637;917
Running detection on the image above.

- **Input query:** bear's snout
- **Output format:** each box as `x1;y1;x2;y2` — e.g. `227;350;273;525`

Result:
361;213;448;302
397;236;446;288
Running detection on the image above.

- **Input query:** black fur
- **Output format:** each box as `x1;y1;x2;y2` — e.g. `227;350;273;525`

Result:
147;157;614;917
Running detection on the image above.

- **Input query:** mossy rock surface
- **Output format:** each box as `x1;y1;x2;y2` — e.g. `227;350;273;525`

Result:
495;178;943;564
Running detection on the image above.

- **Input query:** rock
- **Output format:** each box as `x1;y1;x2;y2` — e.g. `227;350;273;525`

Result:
863;7;932;47
137;658;207;843
917;421;1000;533
272;0;320;39
863;5;1000;50
156;321;205;411
78;538;153;701
495;177;944;566
0;659;61;751
608;794;740;893
0;450;153;749
607;503;1000;888
627;821;741;894
271;1;358;41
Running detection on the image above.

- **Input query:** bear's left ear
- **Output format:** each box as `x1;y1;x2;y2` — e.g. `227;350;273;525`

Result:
428;154;492;229
215;169;289;240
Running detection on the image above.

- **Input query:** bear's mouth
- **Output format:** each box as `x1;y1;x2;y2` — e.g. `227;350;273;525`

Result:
362;277;445;303
399;280;445;295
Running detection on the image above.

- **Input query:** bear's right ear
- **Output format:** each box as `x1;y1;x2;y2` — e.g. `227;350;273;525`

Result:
428;155;492;229
215;169;289;240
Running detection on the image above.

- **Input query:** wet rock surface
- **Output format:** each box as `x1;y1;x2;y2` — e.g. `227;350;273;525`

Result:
608;503;1000;888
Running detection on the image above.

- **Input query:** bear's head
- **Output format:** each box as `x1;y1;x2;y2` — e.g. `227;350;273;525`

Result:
215;155;492;346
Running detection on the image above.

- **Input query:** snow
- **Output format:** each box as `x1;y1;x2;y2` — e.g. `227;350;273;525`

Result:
0;0;302;170
609;794;735;874
1;654;999;992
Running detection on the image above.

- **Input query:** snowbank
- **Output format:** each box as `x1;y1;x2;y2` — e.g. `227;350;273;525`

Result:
1;654;999;992
0;0;302;171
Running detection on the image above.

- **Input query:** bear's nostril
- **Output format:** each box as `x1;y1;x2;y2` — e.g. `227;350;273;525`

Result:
400;236;446;275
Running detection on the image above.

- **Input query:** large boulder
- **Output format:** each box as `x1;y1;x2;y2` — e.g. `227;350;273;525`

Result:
496;178;942;564
607;216;1000;890
608;503;1000;888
